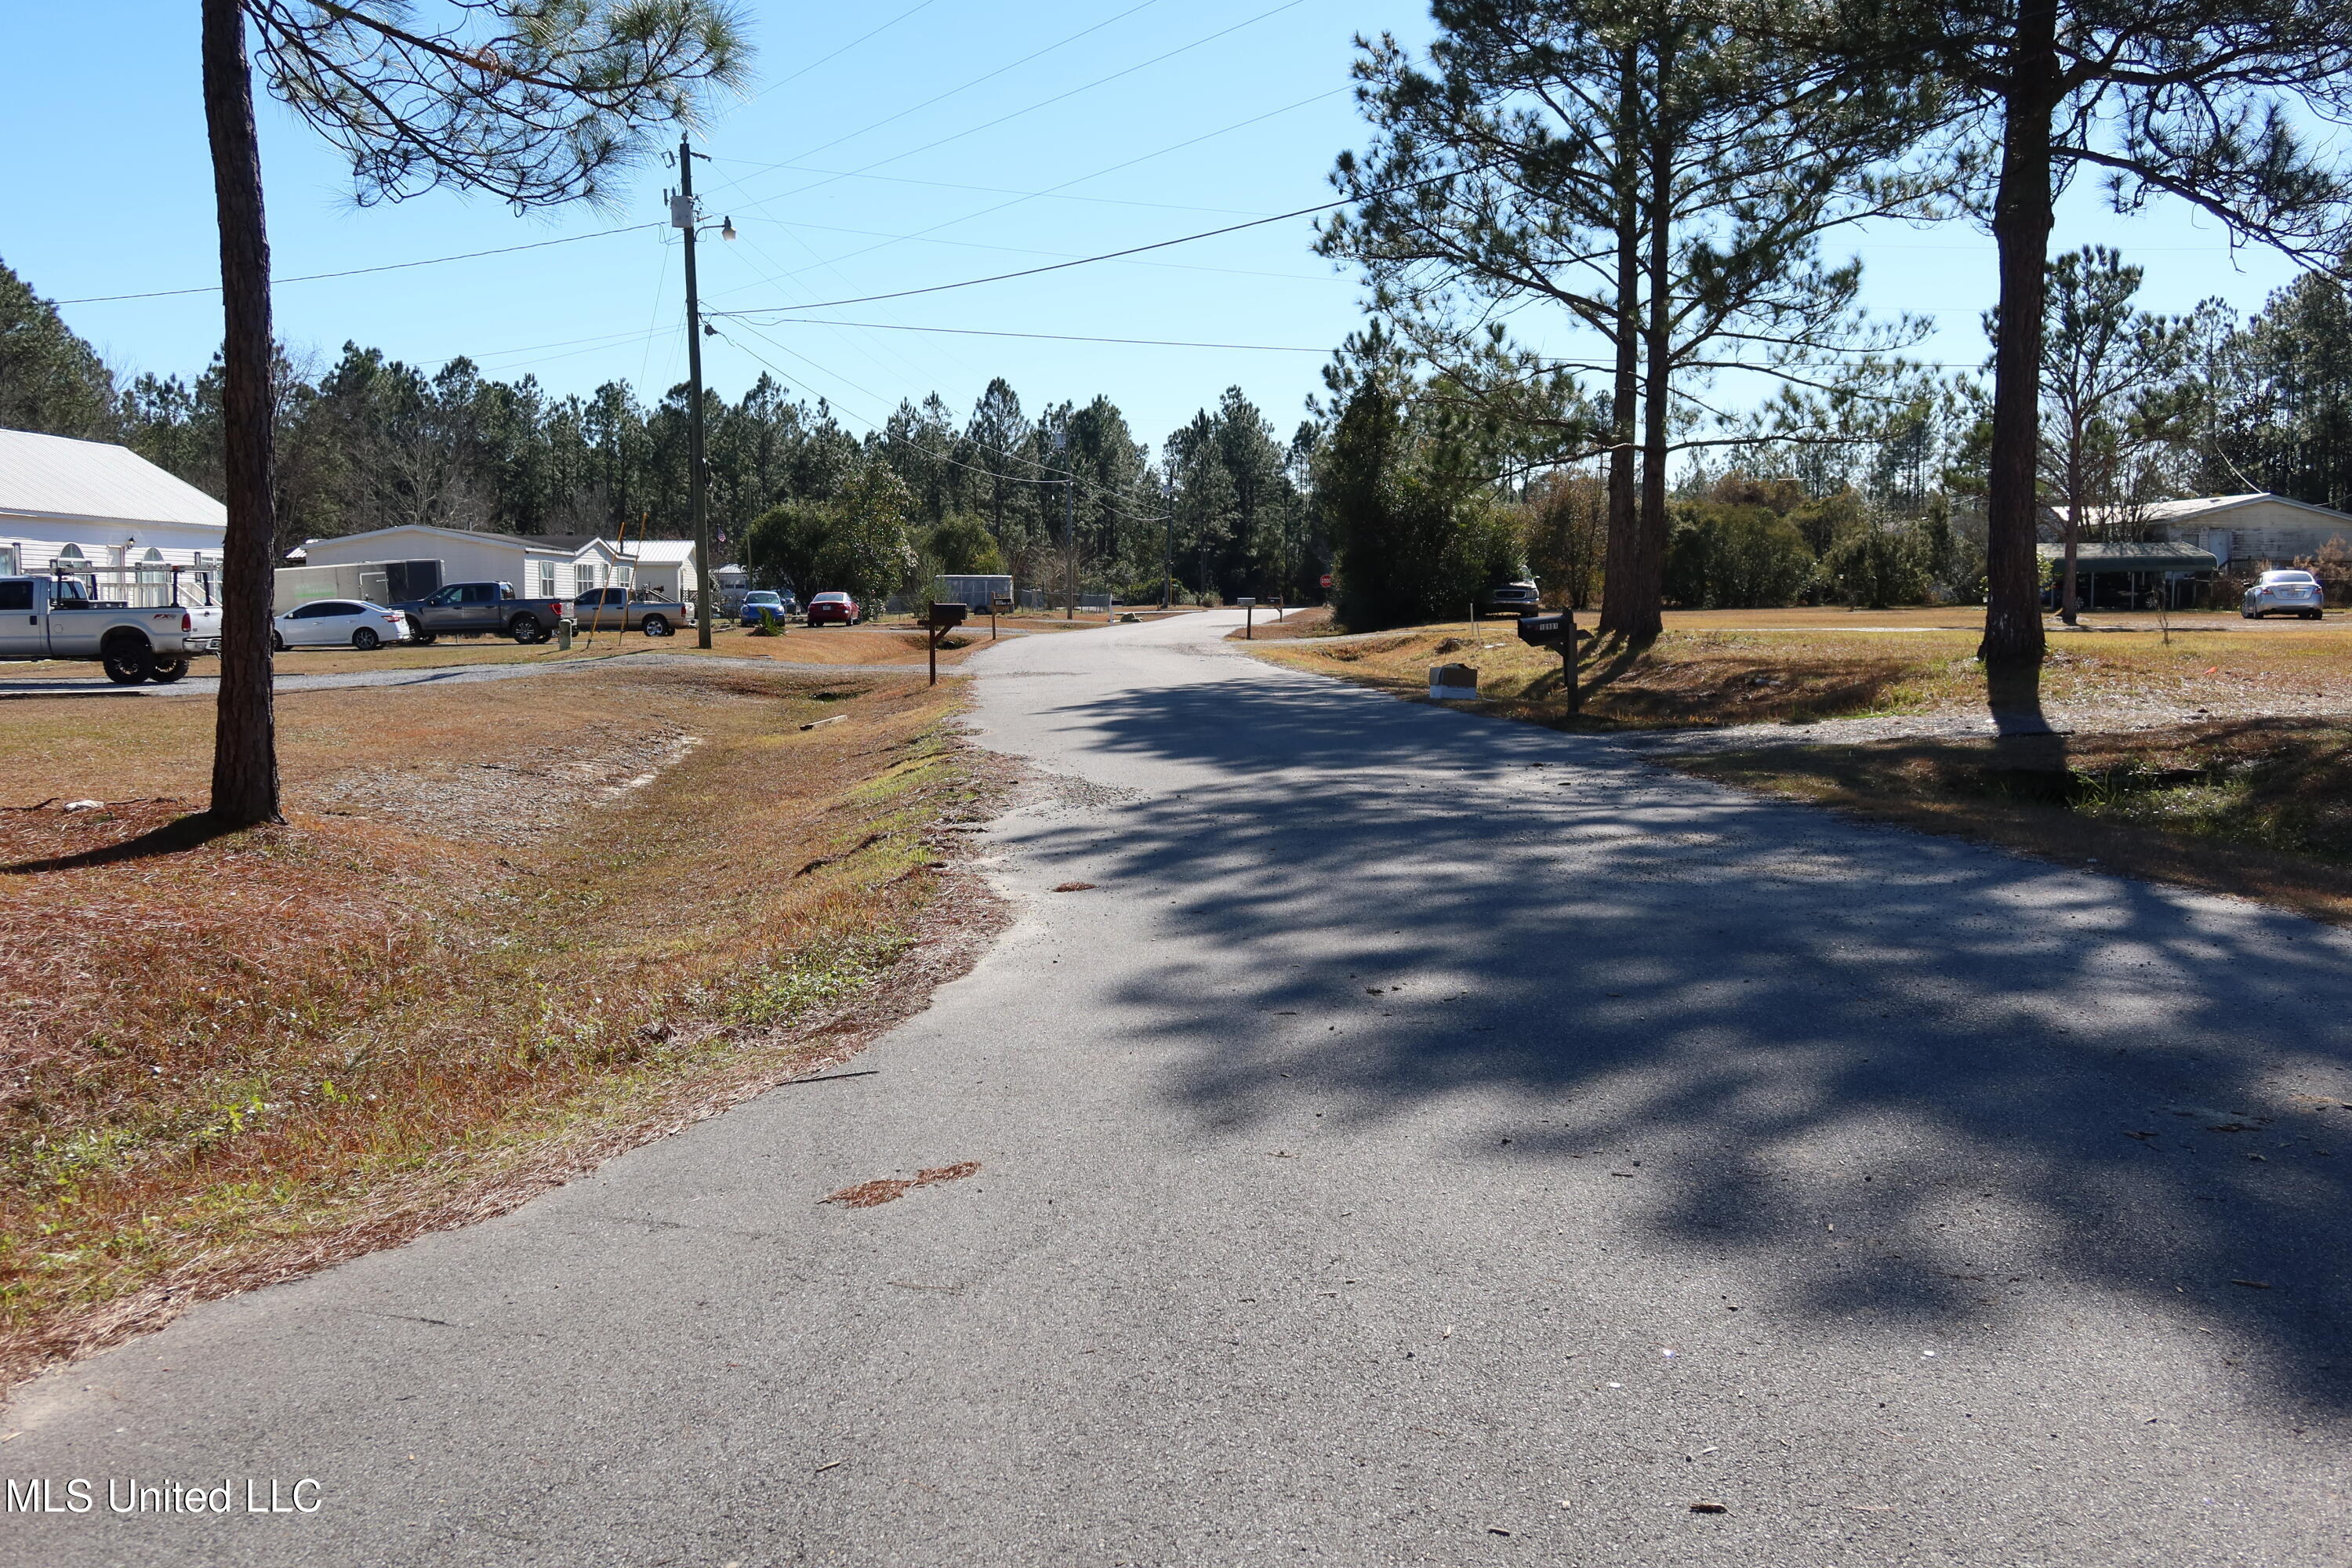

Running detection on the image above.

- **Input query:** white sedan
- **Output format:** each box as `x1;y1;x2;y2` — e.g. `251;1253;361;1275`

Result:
272;599;414;652
2241;569;2325;620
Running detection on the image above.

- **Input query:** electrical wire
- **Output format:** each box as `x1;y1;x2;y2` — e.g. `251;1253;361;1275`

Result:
53;223;661;305
713;321;1172;523
750;0;946;100
708;0;1167;197
739;317;1329;352
716;0;1309;221
710;186;1379;315
730;86;1349;290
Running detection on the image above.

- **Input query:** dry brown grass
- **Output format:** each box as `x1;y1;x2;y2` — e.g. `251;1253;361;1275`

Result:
0;662;1003;1385
1674;720;2352;925
1253;626;1974;728
1250;621;2352;732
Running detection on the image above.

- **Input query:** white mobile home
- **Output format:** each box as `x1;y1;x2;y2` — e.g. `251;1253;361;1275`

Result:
2121;493;2352;568
295;526;597;601
296;525;704;609
0;427;227;604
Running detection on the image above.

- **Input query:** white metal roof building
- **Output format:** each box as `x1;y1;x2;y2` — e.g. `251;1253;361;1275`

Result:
0;427;227;602
2065;492;2352;567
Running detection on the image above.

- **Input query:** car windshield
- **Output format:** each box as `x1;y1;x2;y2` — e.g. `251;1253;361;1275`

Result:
2262;572;2316;584
813;593;848;603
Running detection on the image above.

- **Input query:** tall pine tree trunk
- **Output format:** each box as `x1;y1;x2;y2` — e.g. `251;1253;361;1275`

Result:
201;0;283;824
1981;0;2060;730
1599;46;1645;641
1631;27;1675;647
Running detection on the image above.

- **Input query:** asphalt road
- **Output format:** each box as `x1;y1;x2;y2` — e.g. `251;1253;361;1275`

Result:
7;610;2349;1565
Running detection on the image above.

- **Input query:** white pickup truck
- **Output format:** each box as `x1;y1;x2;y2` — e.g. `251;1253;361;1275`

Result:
0;575;224;684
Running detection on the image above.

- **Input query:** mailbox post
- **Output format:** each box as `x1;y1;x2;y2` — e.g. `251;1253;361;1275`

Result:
989;594;1012;641
1238;596;1258;639
924;600;969;686
1514;607;1583;716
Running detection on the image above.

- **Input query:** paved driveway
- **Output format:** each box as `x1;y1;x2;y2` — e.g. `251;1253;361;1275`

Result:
6;610;2347;1566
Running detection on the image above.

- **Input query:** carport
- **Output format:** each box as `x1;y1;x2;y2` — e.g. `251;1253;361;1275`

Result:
2038;540;2220;611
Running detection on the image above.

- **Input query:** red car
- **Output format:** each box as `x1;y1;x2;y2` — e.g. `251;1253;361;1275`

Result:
805;591;862;626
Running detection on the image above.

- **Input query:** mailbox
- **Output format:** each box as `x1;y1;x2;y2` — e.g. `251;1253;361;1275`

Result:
1515;612;1575;648
926;601;970;629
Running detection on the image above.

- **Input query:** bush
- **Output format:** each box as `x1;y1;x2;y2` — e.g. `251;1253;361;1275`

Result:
1821;525;1931;608
1663;504;1817;608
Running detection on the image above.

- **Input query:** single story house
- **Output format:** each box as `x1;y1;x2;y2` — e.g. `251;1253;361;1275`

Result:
2064;493;2352;569
0;427;227;605
296;524;706;608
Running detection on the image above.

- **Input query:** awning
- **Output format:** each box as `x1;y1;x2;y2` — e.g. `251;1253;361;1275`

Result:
2037;543;2219;572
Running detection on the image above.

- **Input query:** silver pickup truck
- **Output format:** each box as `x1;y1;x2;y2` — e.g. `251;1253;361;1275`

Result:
0;575;224;684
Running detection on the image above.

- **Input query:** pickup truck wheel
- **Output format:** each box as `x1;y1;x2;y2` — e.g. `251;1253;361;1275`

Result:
147;654;191;684
641;615;672;637
101;637;154;685
352;627;381;652
507;615;543;644
410;629;437;645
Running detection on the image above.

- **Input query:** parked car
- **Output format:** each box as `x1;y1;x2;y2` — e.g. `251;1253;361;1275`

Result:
806;591;862;626
572;585;690;636
739;590;797;626
0;574;223;684
388;581;571;644
272;598;412;652
1475;579;1543;619
2242;569;2325;620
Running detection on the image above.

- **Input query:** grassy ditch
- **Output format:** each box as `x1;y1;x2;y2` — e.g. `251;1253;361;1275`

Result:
0;662;1002;1384
1674;719;2352;924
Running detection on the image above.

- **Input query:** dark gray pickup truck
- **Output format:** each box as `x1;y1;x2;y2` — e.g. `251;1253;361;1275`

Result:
386;581;573;645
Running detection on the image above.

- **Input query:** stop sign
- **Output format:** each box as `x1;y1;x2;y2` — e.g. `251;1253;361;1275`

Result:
1319;573;1333;588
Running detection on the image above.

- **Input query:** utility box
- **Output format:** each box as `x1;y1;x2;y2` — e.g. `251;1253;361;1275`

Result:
1428;663;1479;701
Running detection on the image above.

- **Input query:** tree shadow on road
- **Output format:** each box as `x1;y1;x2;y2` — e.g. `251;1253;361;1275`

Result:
1013;670;2352;1413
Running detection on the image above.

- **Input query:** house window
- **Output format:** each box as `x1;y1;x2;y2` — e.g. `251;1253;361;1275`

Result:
578;563;599;593
0;546;16;576
537;562;557;597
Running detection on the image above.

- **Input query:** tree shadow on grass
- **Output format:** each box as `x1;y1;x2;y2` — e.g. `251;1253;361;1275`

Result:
1007;670;2352;1411
1;811;246;875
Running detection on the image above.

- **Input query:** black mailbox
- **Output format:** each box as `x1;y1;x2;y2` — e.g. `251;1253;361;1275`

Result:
1515;612;1574;647
926;601;970;629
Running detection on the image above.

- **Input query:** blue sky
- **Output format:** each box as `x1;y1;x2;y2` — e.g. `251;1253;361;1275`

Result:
1;2;2307;457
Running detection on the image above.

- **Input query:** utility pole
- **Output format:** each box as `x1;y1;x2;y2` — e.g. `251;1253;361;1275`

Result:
1161;474;1173;609
674;132;715;649
1064;476;1076;620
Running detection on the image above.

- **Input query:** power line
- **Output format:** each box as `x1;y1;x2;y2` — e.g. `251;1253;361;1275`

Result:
711;189;1368;315
739;317;1330;352
52;223;661;305
713;321;1171;523
751;0;946;100
717;0;1310;223
734;85;1348;289
709;0;1166;198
